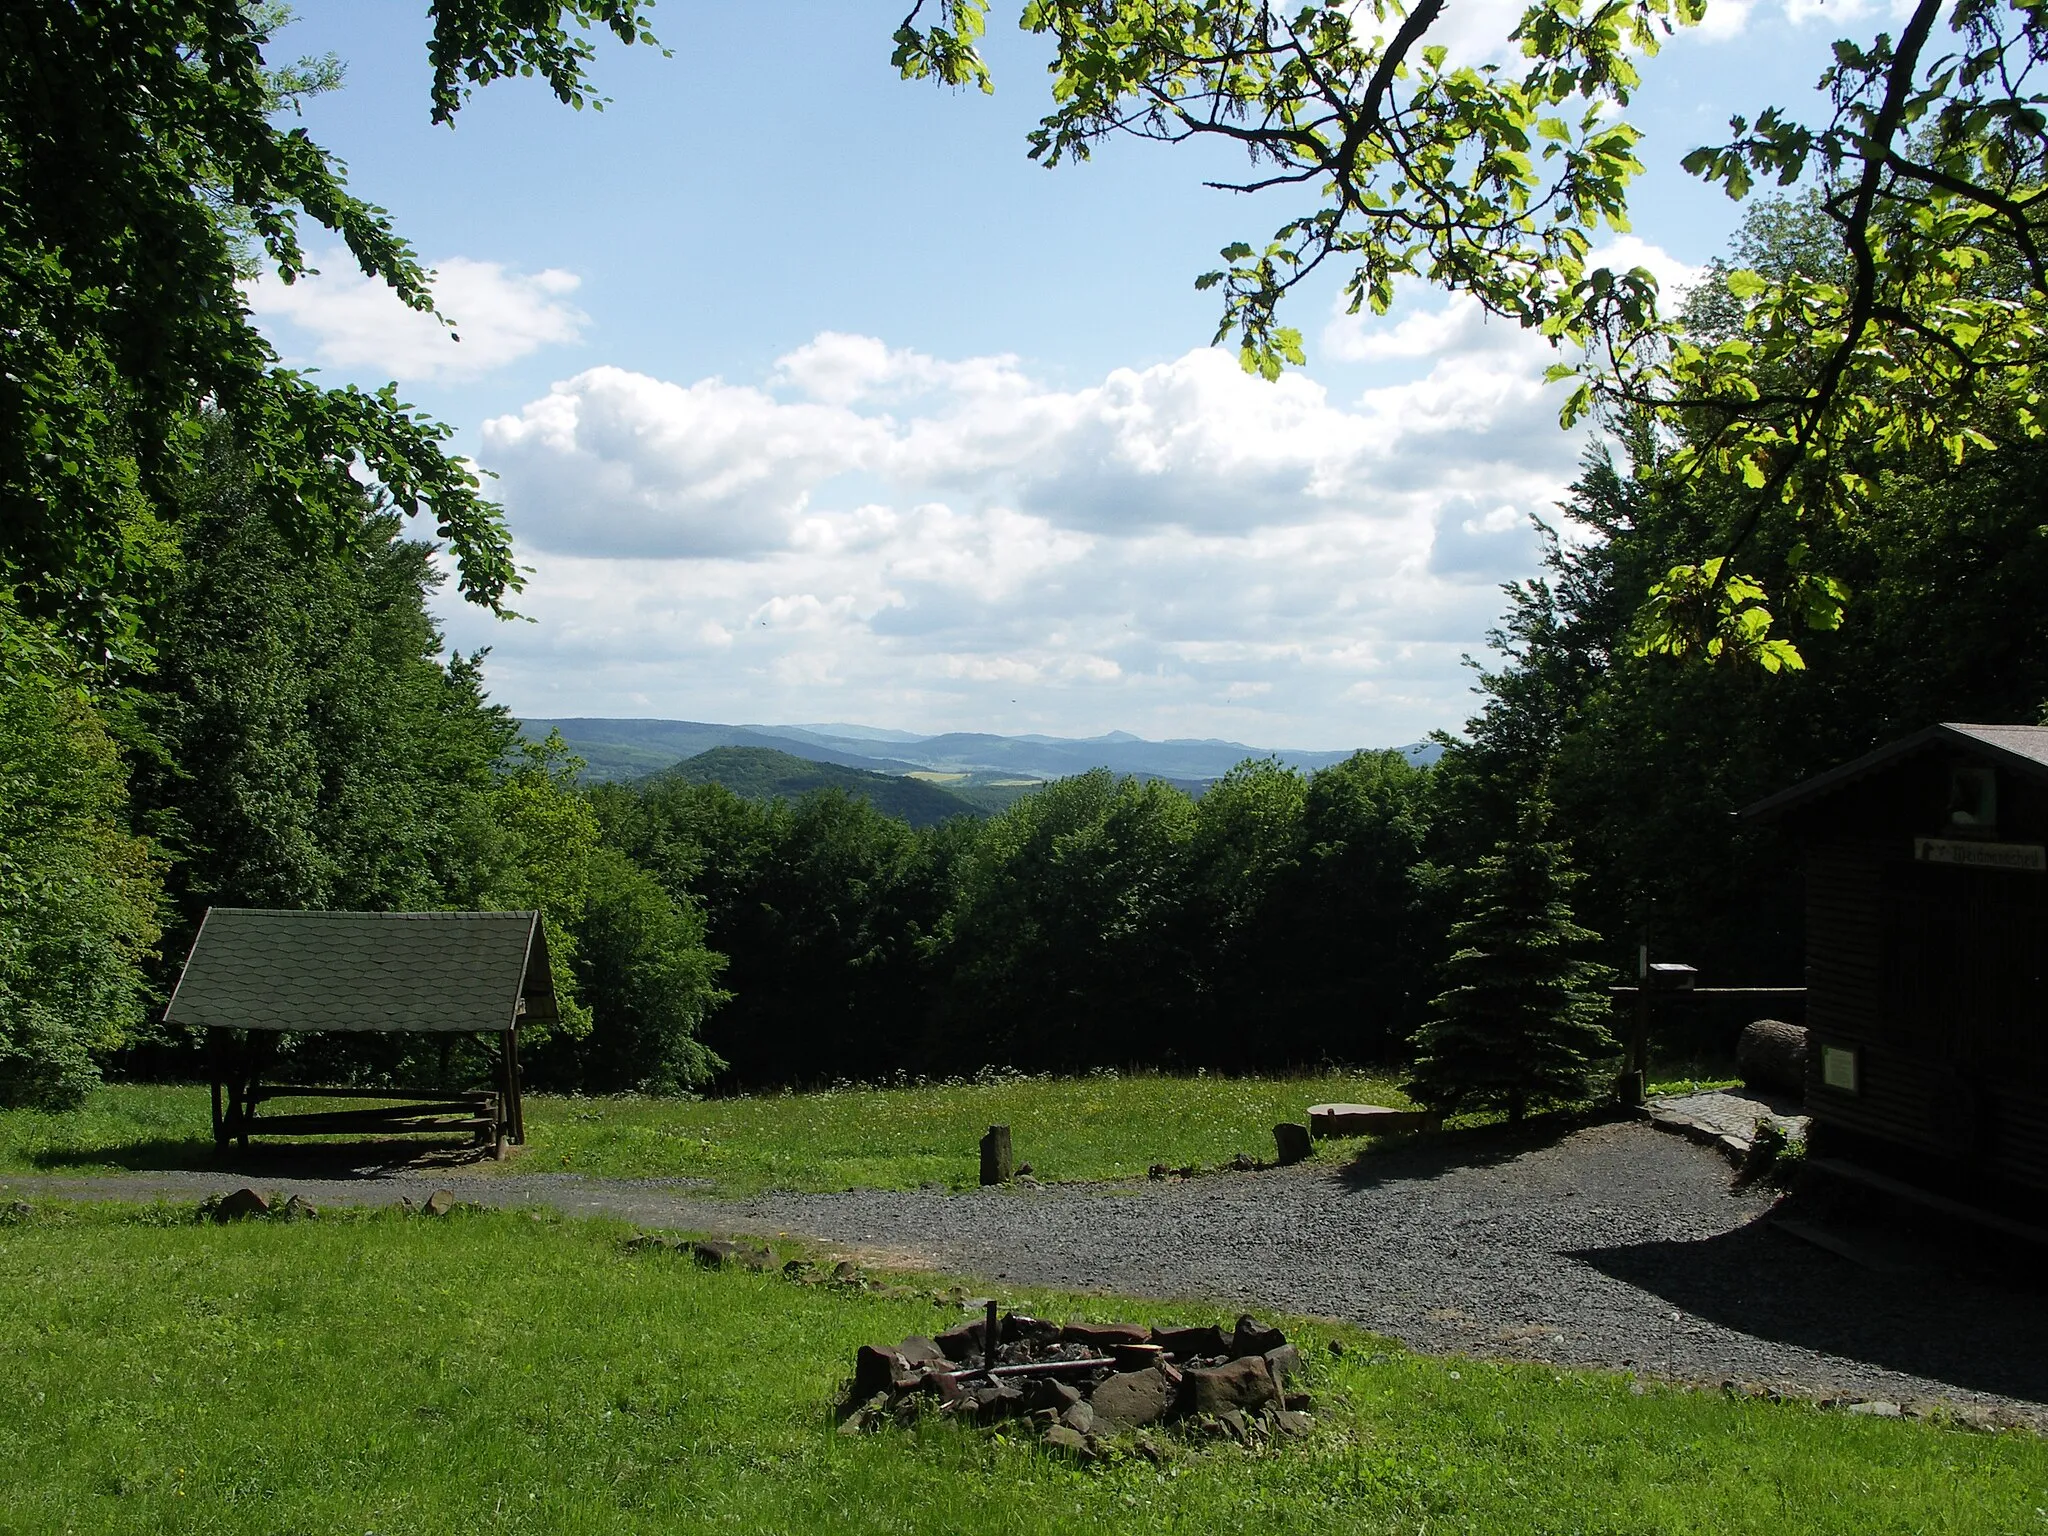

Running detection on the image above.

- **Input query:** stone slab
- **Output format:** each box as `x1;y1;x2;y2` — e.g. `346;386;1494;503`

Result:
1644;1090;1807;1153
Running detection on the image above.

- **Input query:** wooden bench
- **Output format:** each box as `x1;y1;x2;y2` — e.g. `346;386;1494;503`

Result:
1307;1103;1442;1138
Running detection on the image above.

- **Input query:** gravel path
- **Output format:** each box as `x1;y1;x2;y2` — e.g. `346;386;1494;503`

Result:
8;1120;2043;1421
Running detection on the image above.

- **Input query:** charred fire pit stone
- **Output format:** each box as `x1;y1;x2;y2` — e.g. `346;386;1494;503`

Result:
963;1382;1027;1421
1231;1315;1287;1357
1042;1424;1094;1458
1150;1323;1227;1359
1184;1356;1279;1416
1060;1321;1149;1350
849;1345;908;1404
1113;1342;1167;1372
1089;1367;1179;1428
935;1318;988;1361
1021;1377;1084;1412
1263;1342;1303;1387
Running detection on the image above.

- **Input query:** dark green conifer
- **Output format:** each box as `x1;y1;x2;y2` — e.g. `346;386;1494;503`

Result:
1406;801;1616;1121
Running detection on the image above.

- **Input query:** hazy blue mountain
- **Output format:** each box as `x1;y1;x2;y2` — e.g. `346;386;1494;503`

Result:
522;716;1440;787
857;730;1363;782
779;723;928;744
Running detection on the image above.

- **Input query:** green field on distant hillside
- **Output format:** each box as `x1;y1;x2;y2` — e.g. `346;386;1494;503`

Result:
657;746;1036;824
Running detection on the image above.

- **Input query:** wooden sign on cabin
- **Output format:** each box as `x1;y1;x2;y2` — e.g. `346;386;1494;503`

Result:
164;908;558;1155
1742;723;2048;1202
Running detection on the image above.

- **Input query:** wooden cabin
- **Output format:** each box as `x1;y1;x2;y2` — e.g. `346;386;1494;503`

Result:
1742;724;2048;1201
163;908;556;1153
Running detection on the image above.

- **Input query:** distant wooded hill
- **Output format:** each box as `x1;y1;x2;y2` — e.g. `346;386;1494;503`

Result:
654;747;1033;826
520;716;1437;787
519;719;924;782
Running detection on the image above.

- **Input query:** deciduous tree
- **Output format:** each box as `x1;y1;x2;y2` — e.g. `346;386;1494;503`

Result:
899;0;2048;662
1;1;657;668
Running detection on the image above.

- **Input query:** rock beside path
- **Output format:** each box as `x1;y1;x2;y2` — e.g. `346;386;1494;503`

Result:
211;1186;270;1222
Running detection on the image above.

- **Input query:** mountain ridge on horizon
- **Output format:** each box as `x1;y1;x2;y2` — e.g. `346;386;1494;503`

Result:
521;716;1443;787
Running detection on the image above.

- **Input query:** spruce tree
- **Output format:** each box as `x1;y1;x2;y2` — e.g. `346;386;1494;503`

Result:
1407;802;1616;1122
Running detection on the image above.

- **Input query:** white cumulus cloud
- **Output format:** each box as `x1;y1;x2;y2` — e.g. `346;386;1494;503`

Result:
247;251;586;382
1594;235;1710;303
451;324;1598;745
483;366;887;557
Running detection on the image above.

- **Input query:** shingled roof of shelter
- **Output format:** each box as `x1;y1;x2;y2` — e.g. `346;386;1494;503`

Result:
1740;723;2048;821
163;909;558;1034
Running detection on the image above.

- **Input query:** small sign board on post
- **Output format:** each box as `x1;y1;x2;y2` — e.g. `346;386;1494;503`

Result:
1913;837;2046;873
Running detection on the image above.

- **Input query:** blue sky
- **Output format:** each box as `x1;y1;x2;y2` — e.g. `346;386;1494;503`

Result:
251;0;1883;747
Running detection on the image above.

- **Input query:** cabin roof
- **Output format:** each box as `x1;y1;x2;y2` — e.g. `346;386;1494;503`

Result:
163;909;557;1034
1740;723;2048;821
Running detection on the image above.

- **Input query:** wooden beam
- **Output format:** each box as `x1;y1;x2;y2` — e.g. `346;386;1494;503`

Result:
246;1084;498;1103
505;1027;525;1145
1608;986;1808;995
250;1099;500;1122
208;1028;226;1151
243;1111;499;1136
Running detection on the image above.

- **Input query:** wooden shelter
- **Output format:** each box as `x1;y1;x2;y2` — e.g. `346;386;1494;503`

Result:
1742;723;2048;1200
163;908;556;1153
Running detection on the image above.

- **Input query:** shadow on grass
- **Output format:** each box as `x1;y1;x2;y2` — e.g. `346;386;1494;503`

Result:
31;1136;501;1179
1331;1108;1624;1191
29;1137;224;1173
1572;1212;2048;1406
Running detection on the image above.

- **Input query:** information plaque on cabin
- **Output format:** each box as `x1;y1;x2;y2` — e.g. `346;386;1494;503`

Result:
1913;836;2048;872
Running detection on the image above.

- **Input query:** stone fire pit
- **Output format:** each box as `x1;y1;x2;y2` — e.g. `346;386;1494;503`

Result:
839;1307;1312;1455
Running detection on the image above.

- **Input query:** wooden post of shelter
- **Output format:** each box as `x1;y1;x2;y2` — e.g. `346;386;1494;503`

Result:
208;1026;226;1150
1625;936;1649;1105
496;1026;526;1158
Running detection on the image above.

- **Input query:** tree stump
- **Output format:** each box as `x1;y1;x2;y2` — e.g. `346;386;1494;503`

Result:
979;1124;1013;1185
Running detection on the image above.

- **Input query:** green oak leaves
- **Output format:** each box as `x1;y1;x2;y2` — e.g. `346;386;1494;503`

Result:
901;0;2048;669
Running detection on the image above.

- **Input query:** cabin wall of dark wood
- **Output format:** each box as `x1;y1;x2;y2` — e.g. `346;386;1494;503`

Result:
1795;747;2048;1192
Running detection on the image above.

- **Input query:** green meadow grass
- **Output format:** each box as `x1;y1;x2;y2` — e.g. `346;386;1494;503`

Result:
0;1202;2036;1535
0;1073;1418;1193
